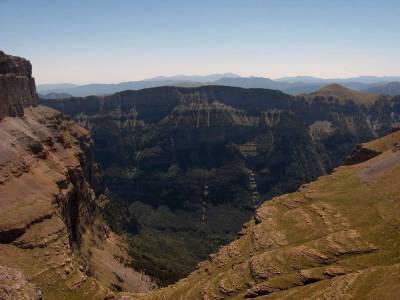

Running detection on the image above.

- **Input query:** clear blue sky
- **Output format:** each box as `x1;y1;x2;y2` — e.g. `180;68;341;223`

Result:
1;0;399;84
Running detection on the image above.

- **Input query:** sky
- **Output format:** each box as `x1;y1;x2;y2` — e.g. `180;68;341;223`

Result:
1;0;400;84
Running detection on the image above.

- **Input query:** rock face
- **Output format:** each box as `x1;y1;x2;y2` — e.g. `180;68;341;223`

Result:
0;105;109;298
0;51;37;119
0;51;155;299
345;144;381;165
132;130;400;300
41;85;400;283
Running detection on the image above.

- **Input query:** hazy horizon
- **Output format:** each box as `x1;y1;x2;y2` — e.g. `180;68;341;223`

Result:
36;74;400;87
1;0;400;84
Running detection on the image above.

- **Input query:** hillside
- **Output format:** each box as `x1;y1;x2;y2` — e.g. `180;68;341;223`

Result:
130;129;400;299
309;84;379;105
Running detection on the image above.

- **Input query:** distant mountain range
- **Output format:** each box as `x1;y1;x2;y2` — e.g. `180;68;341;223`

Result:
146;72;240;82
276;75;400;84
364;81;400;96
38;92;73;99
37;74;400;98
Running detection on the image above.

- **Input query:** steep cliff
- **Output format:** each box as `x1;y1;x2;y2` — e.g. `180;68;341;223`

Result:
0;51;155;299
0;104;107;299
131;129;400;300
0;50;37;119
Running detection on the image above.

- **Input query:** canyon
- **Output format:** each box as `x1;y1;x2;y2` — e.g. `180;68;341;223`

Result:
42;82;400;285
2;50;400;299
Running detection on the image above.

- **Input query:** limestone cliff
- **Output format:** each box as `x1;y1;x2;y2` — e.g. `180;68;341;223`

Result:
0;51;37;119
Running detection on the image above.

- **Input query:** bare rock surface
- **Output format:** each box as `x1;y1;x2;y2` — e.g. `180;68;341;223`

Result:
0;105;106;298
0;51;37;119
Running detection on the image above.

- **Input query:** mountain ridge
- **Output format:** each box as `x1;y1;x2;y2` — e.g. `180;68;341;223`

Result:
37;75;400;97
364;81;400;96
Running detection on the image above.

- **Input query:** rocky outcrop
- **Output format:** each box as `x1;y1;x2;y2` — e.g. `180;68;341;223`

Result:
346;128;400;164
345;144;381;164
0;51;37;119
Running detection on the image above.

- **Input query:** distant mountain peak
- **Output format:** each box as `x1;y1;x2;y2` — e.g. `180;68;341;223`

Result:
317;83;351;92
311;83;379;105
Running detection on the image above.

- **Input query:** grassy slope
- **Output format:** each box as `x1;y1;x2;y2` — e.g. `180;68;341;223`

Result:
129;131;400;299
362;129;400;152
